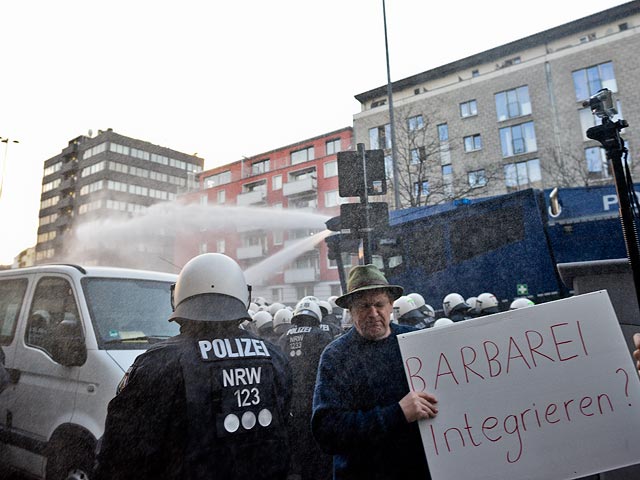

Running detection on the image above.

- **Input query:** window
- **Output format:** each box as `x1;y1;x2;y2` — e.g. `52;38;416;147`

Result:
468;169;486;188
109;143;130;156
413;180;430;198
0;278;28;344
463;134;482;152
199;243;208;254
369;124;391;149
42;178;61;193
572;61;617;102
384;154;394;179
407;115;424;131
460;100;477;118
325;190;345;208
500;121;537;157
26;277;82;358
44;162;62;176
216;239;225;253
495;86;531;121
272;175;282;190
504;159;542;192
324;160;338;178
437;123;451;165
271;288;284;303
252;159;270;175
437;123;449;142
291;146;315;165
217;189;226;204
296;285;315;299
273;231;283;245
410;147;426;164
585;147;610;180
204;170;231;188
326;139;341;155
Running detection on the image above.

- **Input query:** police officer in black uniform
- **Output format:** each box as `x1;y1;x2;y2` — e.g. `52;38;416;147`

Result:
317;299;342;339
94;253;292;480
277;300;333;480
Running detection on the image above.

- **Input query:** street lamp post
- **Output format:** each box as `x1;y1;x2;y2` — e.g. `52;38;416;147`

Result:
382;0;401;210
0;137;19;199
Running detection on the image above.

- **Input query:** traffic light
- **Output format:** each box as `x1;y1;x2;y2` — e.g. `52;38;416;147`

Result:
337;149;386;198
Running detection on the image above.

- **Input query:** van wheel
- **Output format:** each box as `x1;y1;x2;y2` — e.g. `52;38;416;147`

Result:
46;441;94;480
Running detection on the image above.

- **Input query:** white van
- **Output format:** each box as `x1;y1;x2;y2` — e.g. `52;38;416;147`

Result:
0;264;178;479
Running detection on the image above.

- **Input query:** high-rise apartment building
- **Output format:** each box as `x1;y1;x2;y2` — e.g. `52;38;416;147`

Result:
177;127;353;304
36;129;203;268
353;1;640;209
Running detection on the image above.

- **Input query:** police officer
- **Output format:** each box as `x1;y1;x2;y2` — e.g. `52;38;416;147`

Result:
317;299;342;339
393;296;432;329
94;253;292;480
278;300;333;480
443;292;471;322
477;292;500;316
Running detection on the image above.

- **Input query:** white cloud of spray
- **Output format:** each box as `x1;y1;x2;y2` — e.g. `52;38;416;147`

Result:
65;200;332;280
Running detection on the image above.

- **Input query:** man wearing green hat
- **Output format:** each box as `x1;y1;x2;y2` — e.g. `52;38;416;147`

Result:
311;264;438;479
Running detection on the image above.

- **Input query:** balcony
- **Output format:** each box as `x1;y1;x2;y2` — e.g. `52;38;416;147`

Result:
284;267;319;283
57;196;74;210
236;189;266;206
237;244;266;260
61;142;79;157
282;177;317;197
60;160;78;175
59;177;76;193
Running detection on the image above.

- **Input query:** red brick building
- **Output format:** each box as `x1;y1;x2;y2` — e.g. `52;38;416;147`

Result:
177;127;354;305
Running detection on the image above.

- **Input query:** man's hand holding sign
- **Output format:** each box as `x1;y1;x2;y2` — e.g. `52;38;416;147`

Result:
398;291;640;480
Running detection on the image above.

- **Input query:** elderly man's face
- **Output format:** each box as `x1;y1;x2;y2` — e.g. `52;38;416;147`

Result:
349;289;394;341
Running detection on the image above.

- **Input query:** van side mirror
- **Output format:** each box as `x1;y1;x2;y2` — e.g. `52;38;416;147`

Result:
50;319;87;367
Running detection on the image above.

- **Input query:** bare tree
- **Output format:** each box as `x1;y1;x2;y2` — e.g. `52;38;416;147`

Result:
388;104;504;208
540;145;638;188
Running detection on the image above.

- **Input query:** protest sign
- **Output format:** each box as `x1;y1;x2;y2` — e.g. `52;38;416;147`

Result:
398;291;640;480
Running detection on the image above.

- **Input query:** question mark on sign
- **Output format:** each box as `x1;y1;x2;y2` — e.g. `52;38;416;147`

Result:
616;367;631;406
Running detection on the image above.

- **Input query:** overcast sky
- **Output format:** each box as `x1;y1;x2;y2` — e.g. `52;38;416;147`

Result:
0;0;632;264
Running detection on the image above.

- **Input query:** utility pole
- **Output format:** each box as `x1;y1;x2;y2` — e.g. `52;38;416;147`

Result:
382;0;401;210
0;137;19;199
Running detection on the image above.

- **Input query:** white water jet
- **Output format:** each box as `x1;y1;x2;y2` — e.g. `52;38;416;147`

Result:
63;200;332;273
245;230;332;285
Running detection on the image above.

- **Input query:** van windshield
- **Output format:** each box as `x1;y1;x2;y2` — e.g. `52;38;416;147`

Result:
82;277;179;349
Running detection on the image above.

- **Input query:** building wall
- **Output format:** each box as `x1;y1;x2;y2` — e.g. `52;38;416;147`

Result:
36;129;203;269
353;4;640;209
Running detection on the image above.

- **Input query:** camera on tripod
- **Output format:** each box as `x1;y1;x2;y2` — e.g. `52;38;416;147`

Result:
583;88;618;119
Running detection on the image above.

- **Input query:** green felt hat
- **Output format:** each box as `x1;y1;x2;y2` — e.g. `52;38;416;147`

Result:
335;264;403;309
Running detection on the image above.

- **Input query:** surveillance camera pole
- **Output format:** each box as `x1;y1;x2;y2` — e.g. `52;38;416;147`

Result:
587;116;640;312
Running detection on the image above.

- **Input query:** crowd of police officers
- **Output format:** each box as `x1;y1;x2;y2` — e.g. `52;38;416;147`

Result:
92;253;540;479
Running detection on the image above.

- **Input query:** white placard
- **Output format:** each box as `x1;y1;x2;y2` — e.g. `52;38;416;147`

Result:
398;291;640;480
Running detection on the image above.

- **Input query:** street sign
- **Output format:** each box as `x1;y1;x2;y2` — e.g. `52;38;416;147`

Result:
340;202;389;231
337;149;387;197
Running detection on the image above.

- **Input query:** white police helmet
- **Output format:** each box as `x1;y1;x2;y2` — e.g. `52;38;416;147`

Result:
273;308;293;329
407;293;425;308
318;300;332;317
296;296;320;309
510;297;535;310
268;302;285;316
466;296;480;315
477;292;499;314
327;295;339;309
433;318;454;328
253;311;273;331
443;293;468;317
422;304;436;318
292;300;322;324
393;296;418;318
169;253;251;323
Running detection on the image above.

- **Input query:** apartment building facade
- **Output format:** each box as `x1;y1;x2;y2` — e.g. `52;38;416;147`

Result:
36;129;203;269
353;1;640;209
177;127;354;304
